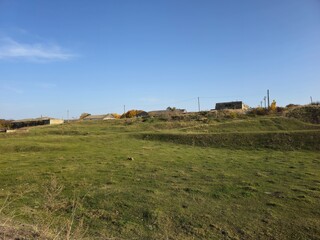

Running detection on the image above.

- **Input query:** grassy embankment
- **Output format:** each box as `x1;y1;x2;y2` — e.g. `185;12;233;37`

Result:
0;116;319;239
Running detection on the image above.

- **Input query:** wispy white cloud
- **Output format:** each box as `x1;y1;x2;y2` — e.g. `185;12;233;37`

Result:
0;37;75;61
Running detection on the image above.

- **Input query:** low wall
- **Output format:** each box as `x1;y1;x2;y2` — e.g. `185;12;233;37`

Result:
50;119;64;125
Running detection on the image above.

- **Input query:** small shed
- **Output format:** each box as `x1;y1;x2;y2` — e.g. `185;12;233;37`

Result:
215;101;248;110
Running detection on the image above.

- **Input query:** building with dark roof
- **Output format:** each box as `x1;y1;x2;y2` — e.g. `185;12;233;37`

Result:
215;101;249;110
11;117;64;129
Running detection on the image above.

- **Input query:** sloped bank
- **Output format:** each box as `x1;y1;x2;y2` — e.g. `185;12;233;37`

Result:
139;130;320;151
286;105;320;124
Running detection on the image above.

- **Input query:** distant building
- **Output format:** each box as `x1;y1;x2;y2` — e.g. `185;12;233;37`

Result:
103;114;116;120
215;101;249;110
11;117;64;129
83;115;106;121
83;114;116;121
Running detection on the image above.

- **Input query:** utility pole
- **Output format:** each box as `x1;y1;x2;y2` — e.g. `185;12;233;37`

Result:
264;96;267;109
198;97;200;112
310;96;313;104
267;89;270;109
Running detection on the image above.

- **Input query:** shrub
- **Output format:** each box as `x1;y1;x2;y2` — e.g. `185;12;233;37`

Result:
166;107;176;111
270;100;277;111
227;111;237;119
310;101;320;106
286;105;320;124
171;115;184;121
0;119;13;129
112;113;121;119
276;107;285;114
247;107;269;116
286;104;300;108
121;110;144;118
158;113;172;121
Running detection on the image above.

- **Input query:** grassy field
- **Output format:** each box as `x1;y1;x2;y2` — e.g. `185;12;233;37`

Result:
0;116;320;239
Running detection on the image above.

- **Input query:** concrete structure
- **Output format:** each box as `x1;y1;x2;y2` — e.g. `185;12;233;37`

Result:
11;117;64;129
49;119;65;124
103;114;116;120
83;114;117;121
6;129;29;133
83;115;106;121
215;101;248;110
6;129;18;133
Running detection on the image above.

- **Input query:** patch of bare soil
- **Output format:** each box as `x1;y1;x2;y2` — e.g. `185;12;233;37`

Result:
0;224;40;240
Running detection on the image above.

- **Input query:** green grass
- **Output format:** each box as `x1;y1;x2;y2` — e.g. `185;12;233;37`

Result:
141;130;320;150
0;117;320;239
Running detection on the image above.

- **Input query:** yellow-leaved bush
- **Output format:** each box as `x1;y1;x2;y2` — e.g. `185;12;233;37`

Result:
121;110;144;118
112;113;121;119
270;100;277;111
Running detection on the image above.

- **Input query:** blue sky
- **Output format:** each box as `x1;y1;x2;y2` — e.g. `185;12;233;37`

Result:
0;0;319;119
